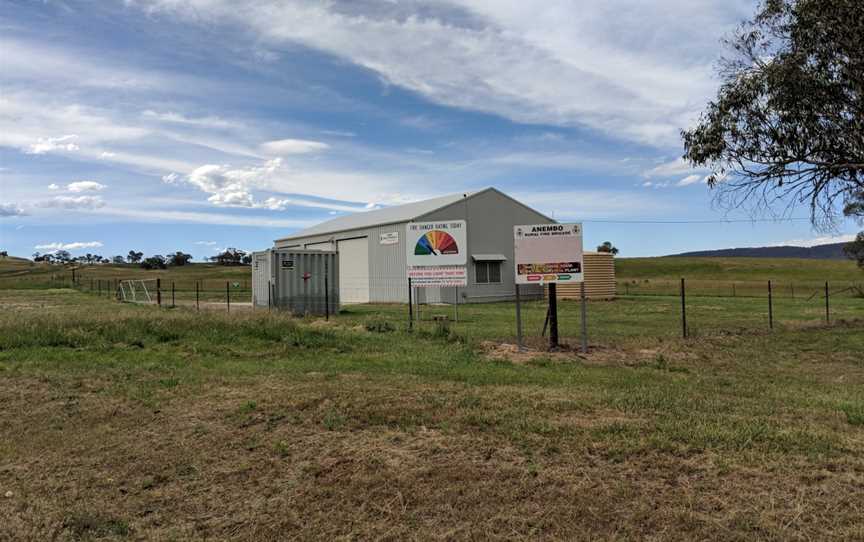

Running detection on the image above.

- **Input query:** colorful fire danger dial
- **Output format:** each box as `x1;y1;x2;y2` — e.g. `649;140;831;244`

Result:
414;230;459;256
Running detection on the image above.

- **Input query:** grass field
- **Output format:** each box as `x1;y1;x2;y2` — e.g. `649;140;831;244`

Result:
1;256;863;539
1;283;863;539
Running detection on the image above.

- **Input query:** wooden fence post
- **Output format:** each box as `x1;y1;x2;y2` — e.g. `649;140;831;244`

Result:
680;278;687;338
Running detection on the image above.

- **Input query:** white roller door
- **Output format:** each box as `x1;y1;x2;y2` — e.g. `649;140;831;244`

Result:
337;237;369;304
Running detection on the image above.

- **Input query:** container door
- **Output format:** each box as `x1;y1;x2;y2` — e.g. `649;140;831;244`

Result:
337;237;369;304
252;252;271;307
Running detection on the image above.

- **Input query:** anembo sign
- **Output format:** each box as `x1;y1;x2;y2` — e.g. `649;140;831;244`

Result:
514;223;583;284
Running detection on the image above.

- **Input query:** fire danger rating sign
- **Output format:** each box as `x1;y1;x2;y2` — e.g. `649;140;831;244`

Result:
514;223;583;284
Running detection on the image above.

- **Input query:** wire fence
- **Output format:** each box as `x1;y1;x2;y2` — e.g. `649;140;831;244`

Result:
7;270;862;346
617;278;864;299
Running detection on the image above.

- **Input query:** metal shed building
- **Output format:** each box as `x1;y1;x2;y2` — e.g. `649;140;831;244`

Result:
273;187;613;304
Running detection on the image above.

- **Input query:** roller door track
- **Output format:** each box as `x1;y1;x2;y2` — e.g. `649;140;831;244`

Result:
337;237;370;304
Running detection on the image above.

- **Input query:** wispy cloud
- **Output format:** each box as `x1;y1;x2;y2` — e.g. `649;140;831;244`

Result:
67;181;106;192
0;203;27;217
133;0;746;146
35;241;103;251
260;138;330;155
37;195;106;210
774;234;857;248
676;174;704;187
141;110;238;129
25;134;79;155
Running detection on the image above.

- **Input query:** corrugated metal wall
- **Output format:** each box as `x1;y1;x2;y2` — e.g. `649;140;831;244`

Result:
547;252;616;300
271;250;340;315
275;223;410;303
418;189;549;303
368;223;410;303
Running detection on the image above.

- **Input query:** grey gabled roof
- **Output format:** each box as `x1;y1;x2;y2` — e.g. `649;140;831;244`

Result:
275;189;483;241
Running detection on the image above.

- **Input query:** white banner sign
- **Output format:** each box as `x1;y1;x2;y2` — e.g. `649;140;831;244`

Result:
406;220;467;266
407;265;467;287
406;220;467;287
514;223;583;284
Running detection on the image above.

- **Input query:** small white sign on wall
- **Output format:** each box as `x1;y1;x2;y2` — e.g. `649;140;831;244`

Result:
379;231;399;245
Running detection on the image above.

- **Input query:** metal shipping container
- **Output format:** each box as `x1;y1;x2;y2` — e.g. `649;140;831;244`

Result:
251;249;339;316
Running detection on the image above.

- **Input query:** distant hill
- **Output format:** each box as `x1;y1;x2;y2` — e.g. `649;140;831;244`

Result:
671;242;849;260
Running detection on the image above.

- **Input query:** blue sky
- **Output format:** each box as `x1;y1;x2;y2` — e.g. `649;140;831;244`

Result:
1;0;859;260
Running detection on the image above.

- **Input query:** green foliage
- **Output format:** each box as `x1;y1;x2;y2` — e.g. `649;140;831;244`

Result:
683;0;864;229
597;241;619;255
364;318;395;333
844;232;864;269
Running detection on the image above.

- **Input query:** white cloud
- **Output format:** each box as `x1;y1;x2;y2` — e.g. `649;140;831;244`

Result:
133;0;747;147
179;159;283;207
260;139;330;155
48;184;60;190
35;241;104;252
259;196;375;213
0;203;26;217
164;158;382;212
643;158;701;178
25;135;79;155
67;181;106;192
141;110;238;129
194;241;218;246
676;174;704;187
320;130;356;138
37;196;106;210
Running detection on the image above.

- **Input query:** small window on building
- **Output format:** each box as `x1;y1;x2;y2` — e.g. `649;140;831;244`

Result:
475;261;502;284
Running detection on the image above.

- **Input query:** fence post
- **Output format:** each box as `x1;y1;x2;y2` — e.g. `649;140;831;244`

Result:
515;284;523;350
171;281;176;307
548;283;559;349
226;281;230;313
196;281;200;311
790;282;795;299
580;281;588;354
156;278;161;307
825;281;830;324
732;282;736;298
324;260;330;321
680;278;687;338
408;278;414;331
768;280;773;330
267;280;271;311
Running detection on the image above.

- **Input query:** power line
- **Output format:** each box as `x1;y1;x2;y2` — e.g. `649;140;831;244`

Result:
580;217;813;225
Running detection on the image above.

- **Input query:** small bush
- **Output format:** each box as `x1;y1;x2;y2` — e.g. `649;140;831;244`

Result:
365;318;395;333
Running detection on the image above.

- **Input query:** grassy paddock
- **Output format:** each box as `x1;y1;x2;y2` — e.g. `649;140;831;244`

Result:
1;288;863;540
